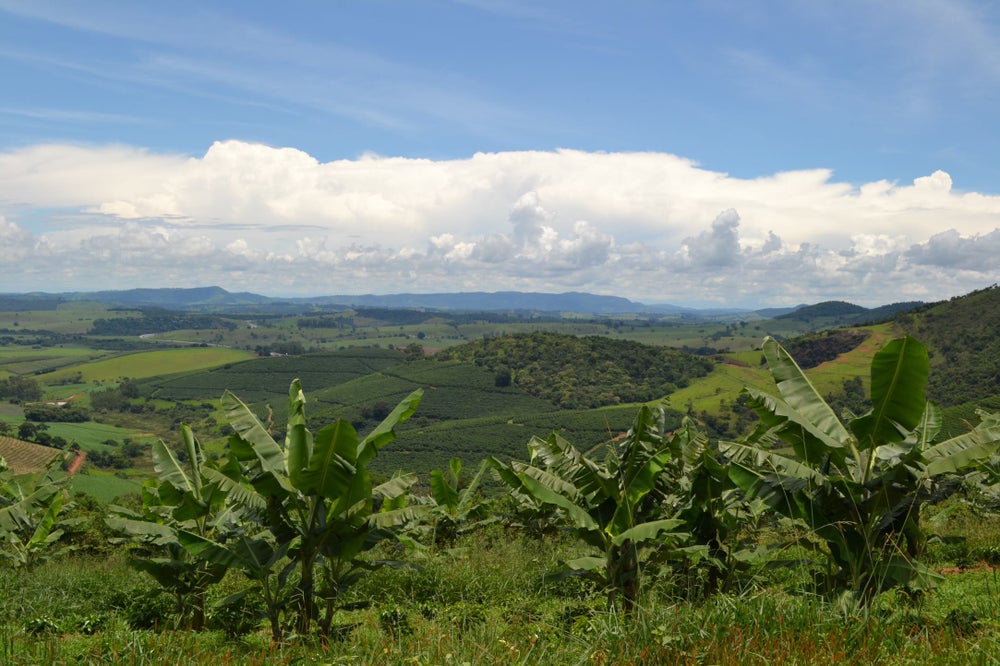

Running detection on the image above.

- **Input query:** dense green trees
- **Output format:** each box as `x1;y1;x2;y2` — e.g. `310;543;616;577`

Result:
0;375;43;403
444;331;713;409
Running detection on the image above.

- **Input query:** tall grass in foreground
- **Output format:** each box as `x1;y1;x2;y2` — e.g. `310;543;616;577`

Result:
2;535;999;665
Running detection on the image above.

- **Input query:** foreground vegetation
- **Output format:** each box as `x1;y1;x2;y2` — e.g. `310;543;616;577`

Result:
2;535;999;665
3;331;1000;663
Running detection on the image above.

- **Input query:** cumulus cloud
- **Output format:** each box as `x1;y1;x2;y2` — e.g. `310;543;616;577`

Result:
1;140;999;306
0;216;35;261
681;208;743;269
906;228;1000;271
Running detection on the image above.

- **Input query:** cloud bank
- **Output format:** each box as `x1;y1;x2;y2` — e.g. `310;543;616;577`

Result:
1;140;998;306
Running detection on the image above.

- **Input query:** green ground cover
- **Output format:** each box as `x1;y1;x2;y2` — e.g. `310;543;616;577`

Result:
0;347;112;382
42;348;255;384
69;471;143;503
35;421;155;453
1;531;997;665
0;304;123;334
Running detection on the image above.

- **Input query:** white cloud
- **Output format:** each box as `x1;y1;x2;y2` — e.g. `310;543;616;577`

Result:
1;140;999;306
680;208;742;269
0;216;34;261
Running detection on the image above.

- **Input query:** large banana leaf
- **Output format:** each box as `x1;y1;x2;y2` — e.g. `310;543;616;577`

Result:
610;518;684;547
105;510;177;545
285;379;313;491
297;419;358;499
906;401;942;448
456;459;490;518
357;389;423;465
177;528;287;580
0;483;60;533
529;433;614;501
201;465;267;514
151;429;199;497
223;392;293;497
763;337;851;446
924;410;1000;476
851;337;928;447
618;406;670;506
509;464;599;531
25;491;66;554
429;462;460;513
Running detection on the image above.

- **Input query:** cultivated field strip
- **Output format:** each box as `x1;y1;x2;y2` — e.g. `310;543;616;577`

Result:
0;437;63;474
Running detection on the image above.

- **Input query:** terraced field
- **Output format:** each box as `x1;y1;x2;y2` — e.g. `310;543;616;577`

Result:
0;436;64;474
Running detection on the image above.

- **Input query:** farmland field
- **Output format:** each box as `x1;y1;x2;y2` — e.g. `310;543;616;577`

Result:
0;436;64;474
41;347;254;383
0;303;134;334
39;421;156;454
0;345;111;378
69;469;143;502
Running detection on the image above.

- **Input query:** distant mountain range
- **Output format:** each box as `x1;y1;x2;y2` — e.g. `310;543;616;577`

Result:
0;286;918;321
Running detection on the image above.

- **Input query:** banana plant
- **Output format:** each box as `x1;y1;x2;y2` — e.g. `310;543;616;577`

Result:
721;336;1000;601
491;405;686;612
657;417;749;594
425;457;494;547
222;380;422;637
108;425;242;630
0;455;78;569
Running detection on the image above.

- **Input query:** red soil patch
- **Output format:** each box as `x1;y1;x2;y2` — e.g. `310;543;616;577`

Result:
67;450;86;475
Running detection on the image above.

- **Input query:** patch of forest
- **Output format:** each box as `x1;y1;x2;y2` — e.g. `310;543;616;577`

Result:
896;284;1000;406
779;329;869;369
90;312;238;336
438;331;714;409
775;300;923;326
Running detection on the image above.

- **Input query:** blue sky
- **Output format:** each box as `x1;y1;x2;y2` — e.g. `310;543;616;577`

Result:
1;0;999;307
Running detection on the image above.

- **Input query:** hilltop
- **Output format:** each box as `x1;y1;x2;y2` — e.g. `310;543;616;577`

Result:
894;284;1000;407
3;286;900;318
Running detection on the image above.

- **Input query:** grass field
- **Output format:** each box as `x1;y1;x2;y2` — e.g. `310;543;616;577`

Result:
42;347;255;384
0;303;127;334
69;470;143;502
38;421;156;453
0;345;111;378
0;530;997;665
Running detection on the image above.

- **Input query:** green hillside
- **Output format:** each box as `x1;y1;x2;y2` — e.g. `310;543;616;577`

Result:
136;338;696;474
6;285;999;492
140;347;407;403
440;331;714;408
895;284;1000;407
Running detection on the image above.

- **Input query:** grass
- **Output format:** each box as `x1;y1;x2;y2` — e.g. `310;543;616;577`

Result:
0;345;110;376
1;529;998;665
70;471;143;502
42;348;255;384
0;303;122;335
35;421;156;453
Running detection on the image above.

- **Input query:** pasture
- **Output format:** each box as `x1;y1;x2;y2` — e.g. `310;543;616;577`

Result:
0;345;110;378
0;302;127;335
40;347;254;384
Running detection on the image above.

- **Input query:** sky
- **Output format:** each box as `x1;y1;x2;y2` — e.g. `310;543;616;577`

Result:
1;1;999;308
